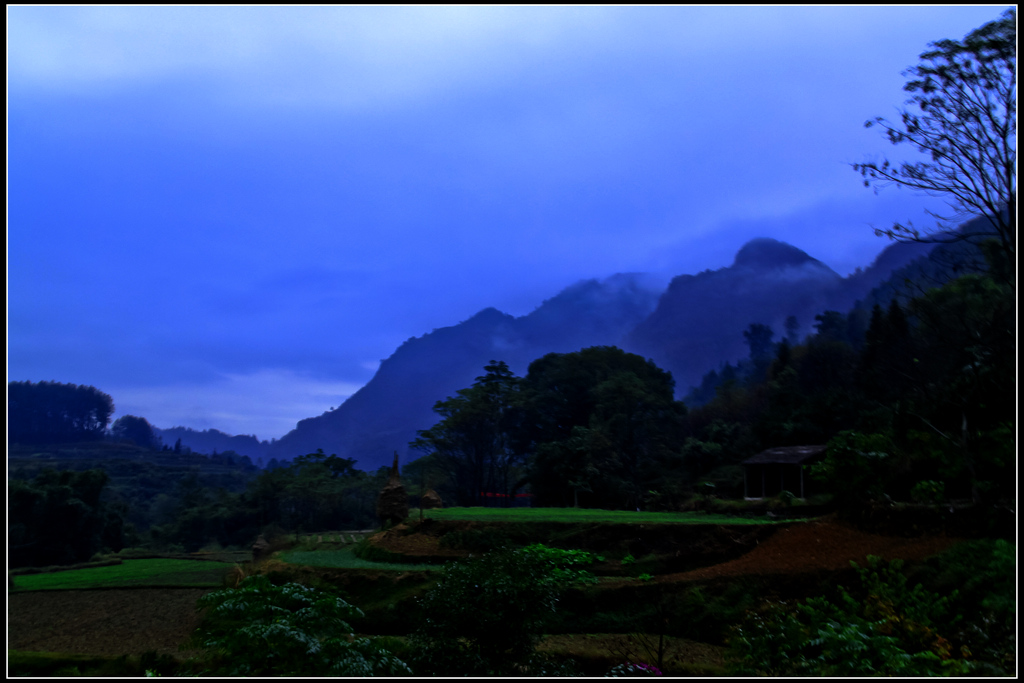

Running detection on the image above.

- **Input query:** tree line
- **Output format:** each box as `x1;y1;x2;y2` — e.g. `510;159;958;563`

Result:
8;381;114;443
409;234;1013;514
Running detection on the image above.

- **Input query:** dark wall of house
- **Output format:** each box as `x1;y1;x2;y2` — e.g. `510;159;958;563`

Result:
743;463;819;499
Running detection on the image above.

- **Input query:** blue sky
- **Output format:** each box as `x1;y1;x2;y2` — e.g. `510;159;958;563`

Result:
8;6;1010;439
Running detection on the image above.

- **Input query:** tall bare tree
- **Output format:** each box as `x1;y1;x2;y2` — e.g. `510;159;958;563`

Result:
854;9;1016;277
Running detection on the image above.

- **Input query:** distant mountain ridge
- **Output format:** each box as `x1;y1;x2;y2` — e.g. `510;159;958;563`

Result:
259;237;935;471
155;426;273;461
264;273;664;469
625;237;935;391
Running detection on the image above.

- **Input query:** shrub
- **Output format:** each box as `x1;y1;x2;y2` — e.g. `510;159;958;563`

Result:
729;556;972;676
190;575;410;676
914;539;1016;673
409;544;598;676
811;431;897;507
910;480;945;504
438;527;514;552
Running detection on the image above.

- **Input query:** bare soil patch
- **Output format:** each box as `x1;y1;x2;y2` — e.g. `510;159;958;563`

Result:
7;588;211;657
369;520;469;559
654;517;961;584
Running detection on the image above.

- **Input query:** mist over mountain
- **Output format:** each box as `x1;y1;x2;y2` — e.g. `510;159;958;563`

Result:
155;426;273;461
626;237;936;391
264;238;935;471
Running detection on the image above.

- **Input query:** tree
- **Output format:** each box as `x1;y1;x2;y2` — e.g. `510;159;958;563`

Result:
191;575;410;676
853;9;1016;275
8;468;126;567
111;414;159;449
522;347;683;509
743;323;775;360
412;361;525;507
784;315;800;345
409;544;597;676
8;381;114;443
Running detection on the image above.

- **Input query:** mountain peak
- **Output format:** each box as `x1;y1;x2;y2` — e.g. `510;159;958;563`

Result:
733;238;815;270
465;307;511;323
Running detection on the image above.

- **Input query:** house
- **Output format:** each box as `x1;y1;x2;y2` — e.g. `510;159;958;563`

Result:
742;445;826;500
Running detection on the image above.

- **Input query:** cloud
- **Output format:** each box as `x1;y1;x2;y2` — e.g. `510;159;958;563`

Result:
107;369;364;440
16;6;995;112
7;6;620;110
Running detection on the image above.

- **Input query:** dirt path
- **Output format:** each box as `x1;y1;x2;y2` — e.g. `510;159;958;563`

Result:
7;588;211;657
655;518;961;583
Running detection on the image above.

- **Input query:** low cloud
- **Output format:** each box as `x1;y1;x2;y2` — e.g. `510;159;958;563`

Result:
108;369;363;440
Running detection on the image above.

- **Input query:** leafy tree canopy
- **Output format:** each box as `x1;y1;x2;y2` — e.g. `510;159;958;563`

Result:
8;381;114;443
192;575;410;676
854;9;1016;276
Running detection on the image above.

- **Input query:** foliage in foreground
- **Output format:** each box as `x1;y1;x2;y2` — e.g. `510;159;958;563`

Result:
730;556;984;676
8;468;127;568
190;575;410;676
914;538;1017;674
408;543;600;676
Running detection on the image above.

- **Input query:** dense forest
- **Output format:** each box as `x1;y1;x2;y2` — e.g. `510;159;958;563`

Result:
409;236;1013;516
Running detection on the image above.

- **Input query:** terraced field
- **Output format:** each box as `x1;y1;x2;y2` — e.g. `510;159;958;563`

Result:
7;512;966;674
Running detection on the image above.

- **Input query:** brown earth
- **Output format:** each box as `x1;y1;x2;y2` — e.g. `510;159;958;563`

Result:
653;517;961;583
7;588;211;657
370;520;468;559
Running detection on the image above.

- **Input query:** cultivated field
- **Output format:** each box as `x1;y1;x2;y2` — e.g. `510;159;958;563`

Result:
7;509;968;676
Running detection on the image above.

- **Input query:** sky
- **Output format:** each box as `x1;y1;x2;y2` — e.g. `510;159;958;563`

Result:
8;6;1011;440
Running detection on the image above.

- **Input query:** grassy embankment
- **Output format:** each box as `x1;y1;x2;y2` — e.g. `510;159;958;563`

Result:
418;506;810;524
282;547;438;571
283;506;809;570
9;558;235;591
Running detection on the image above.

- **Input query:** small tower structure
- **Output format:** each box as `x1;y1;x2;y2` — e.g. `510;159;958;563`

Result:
376;451;409;528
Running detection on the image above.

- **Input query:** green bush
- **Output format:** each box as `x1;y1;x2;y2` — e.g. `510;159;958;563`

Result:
409;544;598;676
350;537;435;565
910;480;945;504
914;539;1016;673
811;431;897;507
190;575;410;676
729;556;973;676
438;527;515;552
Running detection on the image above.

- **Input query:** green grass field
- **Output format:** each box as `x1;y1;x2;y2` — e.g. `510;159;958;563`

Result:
10;559;234;591
419;506;802;525
282;547;438;571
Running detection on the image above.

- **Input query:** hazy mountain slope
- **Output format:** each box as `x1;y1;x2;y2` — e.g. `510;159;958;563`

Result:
259;236;939;470
624;239;847;392
266;274;663;470
155;426;272;460
624;237;942;393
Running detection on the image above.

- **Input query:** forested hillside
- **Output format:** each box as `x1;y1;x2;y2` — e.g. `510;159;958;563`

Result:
267;236;936;470
402;236;1014;521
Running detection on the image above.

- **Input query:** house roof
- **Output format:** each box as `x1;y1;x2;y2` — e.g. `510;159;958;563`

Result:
743;445;827;465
